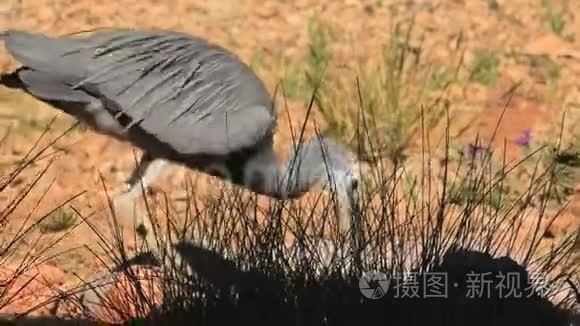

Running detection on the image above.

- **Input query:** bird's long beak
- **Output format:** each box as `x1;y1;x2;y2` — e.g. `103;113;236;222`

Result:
334;178;362;248
347;186;362;253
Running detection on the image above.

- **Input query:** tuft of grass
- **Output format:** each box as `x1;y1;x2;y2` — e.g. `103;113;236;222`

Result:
542;0;575;41
448;174;510;211
38;207;77;234
543;156;577;204
514;109;580;206
539;143;580;205
543;0;566;36
305;17;334;90
0;118;84;314
428;64;455;91
548;13;565;36
61;99;580;325
265;16;335;101
483;0;499;10
303;19;450;164
469;49;501;86
279;56;305;100
249;50;265;71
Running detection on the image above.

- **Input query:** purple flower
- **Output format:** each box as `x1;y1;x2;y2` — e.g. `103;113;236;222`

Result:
515;128;533;147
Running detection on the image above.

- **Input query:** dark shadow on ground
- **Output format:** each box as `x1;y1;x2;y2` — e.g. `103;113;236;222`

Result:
3;243;578;326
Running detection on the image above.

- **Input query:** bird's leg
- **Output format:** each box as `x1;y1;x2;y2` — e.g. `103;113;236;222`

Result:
113;152;168;207
82;153;193;311
112;153;167;237
126;153;168;190
114;153;194;275
111;152;170;253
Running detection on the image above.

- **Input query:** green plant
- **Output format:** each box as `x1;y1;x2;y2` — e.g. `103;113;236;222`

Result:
265;17;335;102
71;115;578;324
548;13;565;36
483;0;499;10
469;49;500;86
542;0;575;41
39;208;76;233
305;20;448;164
0;122;85;314
448;173;511;211
304;17;334;92
279;57;305;100
2;100;570;323
249;51;265;71
535;142;580;204
446;143;512;211
518;109;580;205
428;65;454;91
543;0;566;35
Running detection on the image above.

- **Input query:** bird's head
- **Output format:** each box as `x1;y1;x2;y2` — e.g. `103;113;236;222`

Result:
323;145;361;236
242;134;362;237
288;136;362;235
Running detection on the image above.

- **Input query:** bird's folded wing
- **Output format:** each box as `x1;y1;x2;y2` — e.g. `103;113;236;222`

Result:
16;68;95;103
2;29;276;156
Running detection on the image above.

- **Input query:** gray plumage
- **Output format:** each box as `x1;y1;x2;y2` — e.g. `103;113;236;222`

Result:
3;29;274;157
1;28;362;303
1;28;360;204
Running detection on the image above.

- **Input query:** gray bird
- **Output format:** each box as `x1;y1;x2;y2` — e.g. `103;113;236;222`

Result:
0;28;361;271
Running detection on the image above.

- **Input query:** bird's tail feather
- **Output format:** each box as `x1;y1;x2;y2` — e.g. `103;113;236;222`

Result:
1;30;87;78
2;30;61;68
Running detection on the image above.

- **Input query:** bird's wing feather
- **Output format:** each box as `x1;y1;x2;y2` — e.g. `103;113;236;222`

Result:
16;69;95;103
2;30;105;81
2;29;276;155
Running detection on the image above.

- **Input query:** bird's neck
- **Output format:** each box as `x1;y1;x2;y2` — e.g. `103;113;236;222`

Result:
240;141;310;200
243;136;342;199
237;137;360;239
240;136;356;200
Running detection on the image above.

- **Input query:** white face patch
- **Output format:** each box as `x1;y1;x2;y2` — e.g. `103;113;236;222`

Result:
323;164;361;235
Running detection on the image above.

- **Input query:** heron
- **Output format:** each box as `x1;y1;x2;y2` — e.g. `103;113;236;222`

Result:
0;28;362;277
